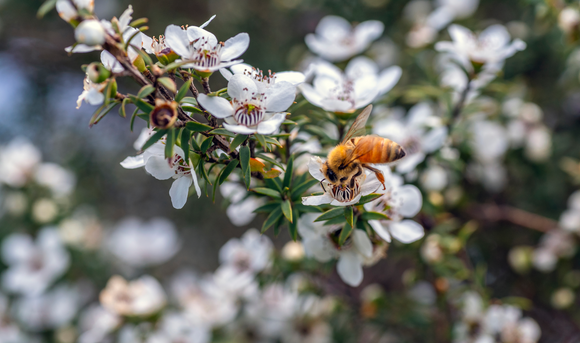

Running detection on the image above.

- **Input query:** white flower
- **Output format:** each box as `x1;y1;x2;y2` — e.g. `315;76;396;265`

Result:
435;24;526;72
219;228;273;274
220;63;306;89
220;180;265;226
373;103;447;173
147;311;211;343
298;213;374;286
77;305;121;343
532;229;576;272
1;228;70;296
301;156;383;207
13;284;80;331
164;15;249;74
99;275;167;317
34;163;76;197
56;0;93;23
305;15;384;62
560;190;580;232
107;217;181;267
426;0;479;31
420;164;448;192
503;99;552;162
75;20;106;46
121;138;201;209
559;7;580;34
299;57;401;113
244;283;299;339
76;74;106;109
198;74;294;134
364;166;424;244
483;305;541;343
0;137;42;188
470;120;509;163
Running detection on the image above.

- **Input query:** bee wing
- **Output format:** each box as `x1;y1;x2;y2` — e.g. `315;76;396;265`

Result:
340;136;374;169
341;105;372;143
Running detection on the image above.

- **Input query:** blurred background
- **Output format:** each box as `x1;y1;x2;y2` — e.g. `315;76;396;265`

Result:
1;0;580;341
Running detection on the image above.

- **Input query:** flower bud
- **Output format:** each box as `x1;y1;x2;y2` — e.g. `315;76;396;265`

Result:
87;63;111;84
75;20;105;46
150;99;178;129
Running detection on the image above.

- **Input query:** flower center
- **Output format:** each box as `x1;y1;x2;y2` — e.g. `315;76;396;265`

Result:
329;80;356;108
374;189;402;221
324;178;362;203
191;38;223;70
171;154;191;177
232;91;266;127
242;68;277;86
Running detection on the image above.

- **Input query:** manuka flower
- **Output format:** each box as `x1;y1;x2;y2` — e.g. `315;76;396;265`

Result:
198;74;295;134
305;15;384;62
76;73;106;109
220;63;306;90
164;15;249;74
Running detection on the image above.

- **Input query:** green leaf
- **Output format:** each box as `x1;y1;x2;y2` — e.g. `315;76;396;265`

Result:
283;155;294;189
281;200;293;223
190;134;201;151
255;153;285;170
176;78;192;103
181;128;191;163
264;177;283;193
345;206;354;228
288;209;299;241
282;119;297;126
89;102;117;127
265;137;283;148
358;193;382;205
252;187;281;199
165;128;175;159
142;129;167;151
315;207;345;222
253;202;281;213
210;128;236;138
185;122;212;132
324;216;346;226
291;179;319;201
338;223;353;246
218;160;239;185
230;134;247;151
37;0;57;18
294;204;322;213
164;59;196;71
134;48;154;66
129;96;154;114
361;211;391;221
137;85;155;99
158;77;177;94
200;136;213;154
212;166;224;202
254;134;267;150
197;160;210;185
130;107;139;132
239;145;251;189
182;106;205;114
262;206;283;233
119;97;129;118
181;97;198;106
104;80;114;106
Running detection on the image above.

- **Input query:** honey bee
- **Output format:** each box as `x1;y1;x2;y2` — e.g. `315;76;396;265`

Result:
320;104;406;201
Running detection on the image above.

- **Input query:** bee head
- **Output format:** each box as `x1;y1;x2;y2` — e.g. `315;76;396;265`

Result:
322;162;338;184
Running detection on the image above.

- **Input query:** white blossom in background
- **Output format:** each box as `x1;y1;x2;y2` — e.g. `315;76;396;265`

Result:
244;283;299;339
298;213;375;287
13;284;80;332
107;217;181;268
56;0;94;23
76;74;106;109
559;190;580;233
99;275;167;317
305;15;384;62
302;156;383;207
427;0;480;31
364;166;424;244
420;164;449;192
299;57;401;113
77;305;121;343
34;162;76;197
532;229;576;272
220;63;306;89
220;180;265;226
121;135;201;209
503;98;552;162
164;15;249;74
0;137;42;188
0;291;26;342
558;7;580;35
373;103;447;174
1;228;70;296
435;24;526;73
290;131;323;175
198;74;294;135
58;207;103;250
219;228;273;274
147;311;211;343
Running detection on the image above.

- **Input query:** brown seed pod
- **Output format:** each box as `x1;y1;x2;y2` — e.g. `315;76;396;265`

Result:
150;99;178;129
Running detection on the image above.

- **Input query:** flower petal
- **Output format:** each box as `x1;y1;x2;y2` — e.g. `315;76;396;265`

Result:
377;65;402;96
266;81;296;112
396;152;425;174
397;185;423;217
368;220;391;242
302;194;332;206
197;94;234;119
298;84;324;108
316;15;352;41
169;176;192;209
223;123;257;135
257;113;286;135
353;20;384;46
221;33;250;61
352;229;372;258
200;14;216;29
219;68;234;81
164;25;191;58
308;156;325;181
145;156;175;180
120;155;145;169
100;51;123;73
189;163;201;198
345;56;379;79
337;251;363;287
422;127;448;153
389;220;424;243
275;71;305;85
186;26;217;47
228;74;258;100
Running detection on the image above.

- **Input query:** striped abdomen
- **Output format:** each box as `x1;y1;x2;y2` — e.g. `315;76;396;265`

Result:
352;136;406;164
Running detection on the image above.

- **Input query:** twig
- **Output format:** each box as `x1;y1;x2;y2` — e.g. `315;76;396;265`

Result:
470;203;558;233
448;80;472;130
201;77;211;93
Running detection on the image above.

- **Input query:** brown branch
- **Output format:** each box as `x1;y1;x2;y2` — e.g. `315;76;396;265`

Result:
201;77;211;93
470;204;558;233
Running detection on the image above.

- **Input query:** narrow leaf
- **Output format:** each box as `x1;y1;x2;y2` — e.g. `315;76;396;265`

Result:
281;200;293;223
254;134;267;150
361;211;391;221
130;107;139;132
176;78;192;103
190;134;201;151
288;209;299;241
89;102;117;127
119;97;129;118
165;128;175;159
200;136;213;154
158;77;177;94
218;160;239;185
359;193;383;205
181;128;191;163
239;145;251;189
283;155;294;189
294;204;322;213
210;128;236;138
262;206;283;233
230;134;247;151
129;96;154;114
37;0;57;18
291;179;319;201
185;122;213;133
137;85;155;99
345;206;354;228
315;207;345;222
256;153;285;170
142;129;167;151
252;187;281;199
253;202;281;213
212;166;225;202
338;223;353;246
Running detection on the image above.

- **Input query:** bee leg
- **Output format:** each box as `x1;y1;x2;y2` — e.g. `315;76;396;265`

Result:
362;164;386;190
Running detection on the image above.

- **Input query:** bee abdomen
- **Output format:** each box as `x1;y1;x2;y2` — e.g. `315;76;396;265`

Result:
357;136;406;164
